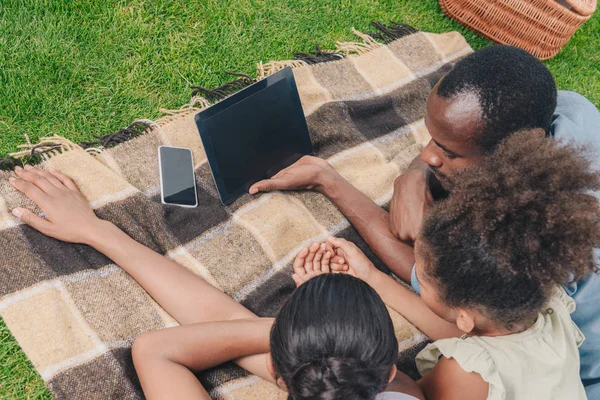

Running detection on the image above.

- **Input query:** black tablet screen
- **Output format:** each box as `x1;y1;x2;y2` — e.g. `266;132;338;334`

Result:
198;68;312;204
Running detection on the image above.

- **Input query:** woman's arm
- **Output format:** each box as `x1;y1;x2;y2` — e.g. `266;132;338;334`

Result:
386;370;425;400
132;318;274;400
9;166;267;375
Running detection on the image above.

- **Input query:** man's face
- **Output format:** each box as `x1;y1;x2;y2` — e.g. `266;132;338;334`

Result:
422;85;485;189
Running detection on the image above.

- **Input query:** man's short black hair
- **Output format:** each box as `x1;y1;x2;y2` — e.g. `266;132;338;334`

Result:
437;45;557;152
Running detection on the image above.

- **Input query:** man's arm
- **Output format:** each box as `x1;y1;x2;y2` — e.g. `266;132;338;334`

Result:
320;172;416;281
250;156;416;281
388;156;434;244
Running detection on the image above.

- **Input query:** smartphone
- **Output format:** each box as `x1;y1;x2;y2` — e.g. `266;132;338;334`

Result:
158;146;198;207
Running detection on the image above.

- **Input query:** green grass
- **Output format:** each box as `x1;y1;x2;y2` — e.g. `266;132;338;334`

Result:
0;1;598;398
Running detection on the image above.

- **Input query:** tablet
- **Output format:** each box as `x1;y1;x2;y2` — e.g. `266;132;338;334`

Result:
195;67;313;205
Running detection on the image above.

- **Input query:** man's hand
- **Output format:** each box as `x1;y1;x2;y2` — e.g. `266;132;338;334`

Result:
325;236;376;283
388;167;433;243
9;165;105;244
249;156;337;195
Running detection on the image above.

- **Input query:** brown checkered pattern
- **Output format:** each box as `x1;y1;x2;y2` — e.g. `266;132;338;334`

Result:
0;30;472;399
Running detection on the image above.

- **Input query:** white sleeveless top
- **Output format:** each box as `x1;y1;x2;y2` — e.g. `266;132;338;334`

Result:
415;287;586;400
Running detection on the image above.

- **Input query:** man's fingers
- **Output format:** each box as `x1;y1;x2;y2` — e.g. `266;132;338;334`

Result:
249;178;282;195
12;208;51;232
9;177;47;205
48;168;80;192
15;166;57;195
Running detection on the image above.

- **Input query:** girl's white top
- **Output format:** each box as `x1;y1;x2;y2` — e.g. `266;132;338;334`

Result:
416;287;586;400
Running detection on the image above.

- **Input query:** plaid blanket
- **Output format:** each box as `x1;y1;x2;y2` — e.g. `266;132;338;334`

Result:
0;27;471;399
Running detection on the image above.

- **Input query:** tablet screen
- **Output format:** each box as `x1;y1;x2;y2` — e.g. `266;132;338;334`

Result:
195;67;313;204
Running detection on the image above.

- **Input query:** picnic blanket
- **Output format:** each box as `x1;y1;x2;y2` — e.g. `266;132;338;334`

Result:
0;25;472;399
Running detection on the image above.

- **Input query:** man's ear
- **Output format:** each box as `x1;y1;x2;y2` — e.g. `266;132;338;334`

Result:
388;364;398;383
266;353;287;390
456;308;475;333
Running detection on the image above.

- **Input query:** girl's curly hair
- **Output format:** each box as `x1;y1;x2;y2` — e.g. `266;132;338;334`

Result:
420;129;600;328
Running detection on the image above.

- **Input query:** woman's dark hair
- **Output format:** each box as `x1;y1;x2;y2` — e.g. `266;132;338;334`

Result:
420;130;600;329
270;273;398;400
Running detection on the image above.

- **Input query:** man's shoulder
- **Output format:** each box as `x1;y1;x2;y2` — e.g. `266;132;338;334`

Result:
556;91;598;117
552;91;600;143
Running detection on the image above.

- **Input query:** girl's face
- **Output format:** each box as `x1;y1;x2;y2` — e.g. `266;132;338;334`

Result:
414;242;456;323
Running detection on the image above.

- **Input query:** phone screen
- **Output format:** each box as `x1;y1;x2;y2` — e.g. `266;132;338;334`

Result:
159;146;197;207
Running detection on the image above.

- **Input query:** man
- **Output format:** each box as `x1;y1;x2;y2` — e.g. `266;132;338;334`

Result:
249;45;600;396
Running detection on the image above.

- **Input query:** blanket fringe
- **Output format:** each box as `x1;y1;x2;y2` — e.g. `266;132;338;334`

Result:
190;72;256;102
159;96;211;115
256;59;309;80
293;45;344;65
367;22;419;44
80;121;152;150
0;135;83;170
335;27;384;55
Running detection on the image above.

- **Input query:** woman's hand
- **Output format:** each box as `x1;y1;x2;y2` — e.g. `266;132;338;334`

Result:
9;165;105;244
292;242;333;286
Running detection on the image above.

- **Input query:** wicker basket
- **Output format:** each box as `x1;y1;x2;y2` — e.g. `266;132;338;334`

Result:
439;0;597;59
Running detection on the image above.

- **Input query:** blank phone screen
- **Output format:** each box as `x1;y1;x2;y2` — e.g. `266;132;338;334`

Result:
159;147;197;206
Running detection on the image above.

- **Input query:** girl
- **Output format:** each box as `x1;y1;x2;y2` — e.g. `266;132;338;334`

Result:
315;130;600;399
8;166;423;399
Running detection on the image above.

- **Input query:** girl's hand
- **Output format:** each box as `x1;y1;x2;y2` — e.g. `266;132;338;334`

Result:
325;236;376;283
9;165;105;244
292;242;333;287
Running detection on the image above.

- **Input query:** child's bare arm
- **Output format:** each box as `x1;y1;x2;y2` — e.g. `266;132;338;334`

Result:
418;357;488;400
132;318;274;400
326;237;462;340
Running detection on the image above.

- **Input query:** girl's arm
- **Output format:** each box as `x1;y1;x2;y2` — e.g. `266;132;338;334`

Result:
132;318;274;400
417;357;488;400
9;166;268;377
326;237;462;341
367;270;463;340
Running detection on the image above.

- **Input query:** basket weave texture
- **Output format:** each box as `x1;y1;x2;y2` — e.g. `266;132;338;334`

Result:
439;0;597;59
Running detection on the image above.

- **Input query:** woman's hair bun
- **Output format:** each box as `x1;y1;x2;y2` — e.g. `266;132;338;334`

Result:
288;357;386;400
